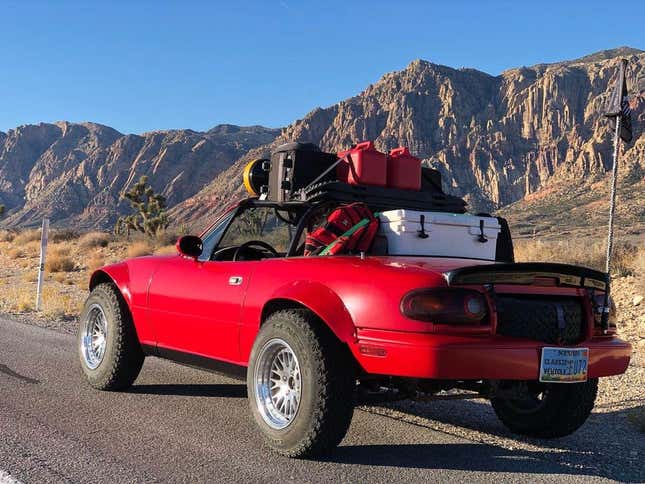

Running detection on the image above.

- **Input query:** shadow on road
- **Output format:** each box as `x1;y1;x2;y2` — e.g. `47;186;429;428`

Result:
366;398;644;482
330;442;591;476
128;383;247;398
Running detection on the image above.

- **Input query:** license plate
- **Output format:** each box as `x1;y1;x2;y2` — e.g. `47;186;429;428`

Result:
539;347;588;383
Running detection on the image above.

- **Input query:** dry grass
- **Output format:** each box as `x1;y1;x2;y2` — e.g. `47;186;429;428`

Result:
51;243;71;256
127;241;153;258
86;251;106;271
515;238;642;277
0;280;79;319
0;229;16;242
155;230;180;246
633;249;645;293
41;285;80;319
50;229;79;243
21;272;38;283
13;229;41;245
78;231;110;249
53;273;68;283
46;249;76;273
0;283;35;313
7;247;26;259
154;244;177;256
24;240;41;257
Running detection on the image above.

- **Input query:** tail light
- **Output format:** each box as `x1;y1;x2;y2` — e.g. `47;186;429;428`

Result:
401;288;488;325
591;292;617;335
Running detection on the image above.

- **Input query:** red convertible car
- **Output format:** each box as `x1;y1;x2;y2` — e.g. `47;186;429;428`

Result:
78;197;631;457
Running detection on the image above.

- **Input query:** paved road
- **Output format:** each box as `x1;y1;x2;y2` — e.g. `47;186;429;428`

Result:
0;316;623;483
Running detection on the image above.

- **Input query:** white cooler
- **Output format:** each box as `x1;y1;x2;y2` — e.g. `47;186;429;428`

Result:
378;210;501;260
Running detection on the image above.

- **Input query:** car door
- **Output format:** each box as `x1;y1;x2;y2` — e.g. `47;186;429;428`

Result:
147;255;253;363
146;204;296;364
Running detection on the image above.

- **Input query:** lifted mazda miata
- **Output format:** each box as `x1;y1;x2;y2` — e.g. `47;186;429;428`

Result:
79;193;631;457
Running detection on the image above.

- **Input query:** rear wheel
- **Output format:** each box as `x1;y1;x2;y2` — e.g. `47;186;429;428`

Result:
491;378;598;437
247;309;355;457
78;283;144;390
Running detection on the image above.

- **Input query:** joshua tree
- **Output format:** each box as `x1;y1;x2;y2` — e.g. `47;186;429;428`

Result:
115;176;169;237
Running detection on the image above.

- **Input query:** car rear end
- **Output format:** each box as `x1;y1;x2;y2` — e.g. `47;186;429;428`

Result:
352;259;631;438
355;262;630;382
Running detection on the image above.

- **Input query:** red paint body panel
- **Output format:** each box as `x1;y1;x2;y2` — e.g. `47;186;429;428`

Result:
146;256;255;362
354;329;631;379
95;251;632;380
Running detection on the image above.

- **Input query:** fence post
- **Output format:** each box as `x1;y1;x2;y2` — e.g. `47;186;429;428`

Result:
36;218;49;311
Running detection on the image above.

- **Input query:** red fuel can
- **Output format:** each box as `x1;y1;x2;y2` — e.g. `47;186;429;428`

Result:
337;141;387;187
387;147;421;190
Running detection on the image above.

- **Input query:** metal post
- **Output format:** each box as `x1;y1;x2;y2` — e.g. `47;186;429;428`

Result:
601;117;622;331
36;218;49;311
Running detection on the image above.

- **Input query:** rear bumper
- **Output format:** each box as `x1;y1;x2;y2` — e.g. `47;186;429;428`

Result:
353;328;631;380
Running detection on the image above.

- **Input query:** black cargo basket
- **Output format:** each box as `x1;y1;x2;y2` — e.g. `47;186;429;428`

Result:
300;180;467;213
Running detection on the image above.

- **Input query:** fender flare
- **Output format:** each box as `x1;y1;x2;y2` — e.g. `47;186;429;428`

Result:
89;263;133;308
263;281;357;344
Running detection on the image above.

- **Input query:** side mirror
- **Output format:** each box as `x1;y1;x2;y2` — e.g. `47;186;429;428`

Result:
176;235;203;259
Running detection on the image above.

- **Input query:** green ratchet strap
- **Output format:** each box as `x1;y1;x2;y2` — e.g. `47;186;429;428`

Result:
319;212;380;256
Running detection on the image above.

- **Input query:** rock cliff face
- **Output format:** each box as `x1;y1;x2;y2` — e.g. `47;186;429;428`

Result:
2;47;643;234
174;47;644;232
0;123;279;227
277;47;644;211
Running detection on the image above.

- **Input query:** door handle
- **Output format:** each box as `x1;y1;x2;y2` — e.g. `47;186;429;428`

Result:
228;276;243;286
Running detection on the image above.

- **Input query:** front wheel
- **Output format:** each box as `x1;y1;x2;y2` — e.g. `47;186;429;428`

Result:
491;378;598;438
78;283;144;390
247;309;355;458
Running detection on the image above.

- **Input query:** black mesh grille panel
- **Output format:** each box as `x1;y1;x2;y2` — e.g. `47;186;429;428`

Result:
495;295;585;345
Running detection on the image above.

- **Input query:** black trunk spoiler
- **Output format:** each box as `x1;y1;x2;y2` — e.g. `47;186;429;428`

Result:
445;262;608;291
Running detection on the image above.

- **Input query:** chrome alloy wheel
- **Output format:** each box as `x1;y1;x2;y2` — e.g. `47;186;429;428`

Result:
255;338;302;430
81;303;108;370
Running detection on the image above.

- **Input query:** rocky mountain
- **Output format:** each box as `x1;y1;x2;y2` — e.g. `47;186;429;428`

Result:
0;123;279;227
175;47;644;234
2;47;643;237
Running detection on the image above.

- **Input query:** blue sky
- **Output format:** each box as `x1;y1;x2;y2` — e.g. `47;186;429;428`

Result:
1;0;643;134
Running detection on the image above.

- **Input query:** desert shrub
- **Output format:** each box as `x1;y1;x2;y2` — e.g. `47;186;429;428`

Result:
13;229;41;245
86;251;106;270
16;293;34;312
8;247;25;259
51;243;71;256
53;273;68;283
24;240;41;256
22;272;38;283
155;229;180;246
42;286;80;319
625;245;645;293
154;244;177;256
46;250;76;273
127;241;153;258
50;229;79;243
79;231;110;249
0;229;16;242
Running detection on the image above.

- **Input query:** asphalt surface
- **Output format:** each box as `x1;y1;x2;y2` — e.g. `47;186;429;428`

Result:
0;316;630;483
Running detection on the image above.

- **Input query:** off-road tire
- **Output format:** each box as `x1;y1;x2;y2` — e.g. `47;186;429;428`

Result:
247;309;355;458
78;283;144;390
491;378;598;438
